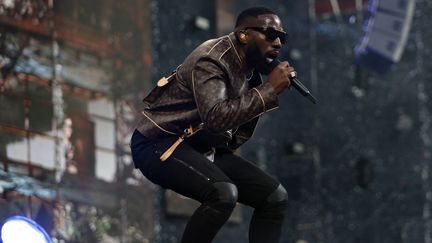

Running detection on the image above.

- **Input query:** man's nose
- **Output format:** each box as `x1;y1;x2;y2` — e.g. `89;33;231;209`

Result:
272;37;282;48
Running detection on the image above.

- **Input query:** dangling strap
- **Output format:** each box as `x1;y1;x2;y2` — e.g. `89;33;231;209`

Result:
156;64;182;87
160;124;203;161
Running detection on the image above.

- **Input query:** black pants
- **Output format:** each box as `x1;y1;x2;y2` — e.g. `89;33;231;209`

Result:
130;130;288;243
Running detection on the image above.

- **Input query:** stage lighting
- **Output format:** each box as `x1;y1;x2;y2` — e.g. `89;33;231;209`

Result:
1;216;52;243
355;0;416;73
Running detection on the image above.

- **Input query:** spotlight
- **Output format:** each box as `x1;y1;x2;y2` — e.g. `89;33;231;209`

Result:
1;216;52;243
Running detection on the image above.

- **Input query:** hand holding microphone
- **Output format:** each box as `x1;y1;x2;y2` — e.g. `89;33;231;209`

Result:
267;60;293;94
267;59;317;104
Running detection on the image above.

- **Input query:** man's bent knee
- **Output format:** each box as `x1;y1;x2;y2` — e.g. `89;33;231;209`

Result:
206;182;238;211
257;184;288;217
266;184;288;205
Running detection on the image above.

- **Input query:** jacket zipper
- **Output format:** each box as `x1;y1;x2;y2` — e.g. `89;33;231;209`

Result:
172;157;210;181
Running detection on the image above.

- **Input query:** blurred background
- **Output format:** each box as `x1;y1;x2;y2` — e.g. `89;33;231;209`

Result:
0;0;431;242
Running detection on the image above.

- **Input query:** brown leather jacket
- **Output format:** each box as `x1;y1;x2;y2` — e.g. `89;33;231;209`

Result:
135;33;279;150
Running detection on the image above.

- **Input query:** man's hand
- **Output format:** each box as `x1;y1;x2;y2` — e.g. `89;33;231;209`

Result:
267;61;295;95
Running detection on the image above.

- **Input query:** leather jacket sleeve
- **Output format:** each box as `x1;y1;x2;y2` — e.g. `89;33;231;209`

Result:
192;57;279;133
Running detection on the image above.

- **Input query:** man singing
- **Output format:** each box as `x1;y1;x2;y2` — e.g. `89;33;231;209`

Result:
130;7;295;243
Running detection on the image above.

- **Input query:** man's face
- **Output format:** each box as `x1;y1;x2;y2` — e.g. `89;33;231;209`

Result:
242;14;286;74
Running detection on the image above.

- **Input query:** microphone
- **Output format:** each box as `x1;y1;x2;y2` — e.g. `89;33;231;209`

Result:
270;60;317;104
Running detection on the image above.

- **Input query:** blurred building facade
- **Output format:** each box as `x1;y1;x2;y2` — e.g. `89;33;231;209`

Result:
0;0;155;242
1;0;432;243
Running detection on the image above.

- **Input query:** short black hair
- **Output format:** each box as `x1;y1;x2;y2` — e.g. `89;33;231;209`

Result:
235;7;277;28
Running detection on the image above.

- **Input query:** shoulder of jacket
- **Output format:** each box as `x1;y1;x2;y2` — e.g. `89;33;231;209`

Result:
205;36;232;61
178;36;236;81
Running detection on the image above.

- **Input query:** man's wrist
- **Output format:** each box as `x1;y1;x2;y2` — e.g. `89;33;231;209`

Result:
253;82;279;112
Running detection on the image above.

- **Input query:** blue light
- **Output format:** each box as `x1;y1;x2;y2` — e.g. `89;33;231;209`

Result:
1;216;52;243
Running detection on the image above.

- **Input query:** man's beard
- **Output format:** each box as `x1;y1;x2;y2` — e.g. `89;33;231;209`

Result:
245;43;274;75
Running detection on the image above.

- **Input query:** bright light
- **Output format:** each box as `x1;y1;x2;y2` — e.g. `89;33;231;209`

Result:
1;216;52;243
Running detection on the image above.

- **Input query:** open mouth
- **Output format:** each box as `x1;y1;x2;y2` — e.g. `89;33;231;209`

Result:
265;51;279;63
265;57;274;63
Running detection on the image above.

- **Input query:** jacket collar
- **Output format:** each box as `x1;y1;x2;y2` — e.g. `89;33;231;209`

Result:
227;32;244;65
227;32;260;85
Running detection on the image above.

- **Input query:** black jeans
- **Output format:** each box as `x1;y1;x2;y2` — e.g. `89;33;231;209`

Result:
130;129;288;243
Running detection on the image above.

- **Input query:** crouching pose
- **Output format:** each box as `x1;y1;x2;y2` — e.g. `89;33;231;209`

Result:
130;7;295;243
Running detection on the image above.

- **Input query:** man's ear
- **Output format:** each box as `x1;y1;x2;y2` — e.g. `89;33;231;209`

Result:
236;31;248;44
